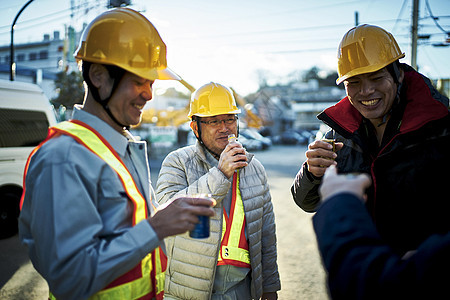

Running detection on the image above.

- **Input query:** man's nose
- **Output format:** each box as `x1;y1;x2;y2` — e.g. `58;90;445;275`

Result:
360;79;375;95
218;120;229;131
141;82;153;101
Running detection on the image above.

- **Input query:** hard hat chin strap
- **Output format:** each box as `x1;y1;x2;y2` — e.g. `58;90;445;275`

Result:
193;115;240;159
192;116;222;159
194;117;205;145
83;62;129;130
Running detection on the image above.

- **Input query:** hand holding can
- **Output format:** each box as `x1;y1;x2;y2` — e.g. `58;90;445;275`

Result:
189;194;215;239
318;139;336;168
321;139;336;157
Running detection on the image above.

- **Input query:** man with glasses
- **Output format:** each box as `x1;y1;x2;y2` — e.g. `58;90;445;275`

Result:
156;82;280;300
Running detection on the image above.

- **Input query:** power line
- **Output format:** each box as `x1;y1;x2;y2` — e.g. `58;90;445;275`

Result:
425;0;450;34
173;18;411;41
392;0;409;32
0;7;70;31
0;1;103;36
214;0;361;23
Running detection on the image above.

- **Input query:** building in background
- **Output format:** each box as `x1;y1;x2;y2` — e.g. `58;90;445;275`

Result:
0;27;80;100
247;80;346;137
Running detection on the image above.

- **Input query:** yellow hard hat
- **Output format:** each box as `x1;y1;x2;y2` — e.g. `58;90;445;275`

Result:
75;7;180;81
336;24;405;85
188;82;241;119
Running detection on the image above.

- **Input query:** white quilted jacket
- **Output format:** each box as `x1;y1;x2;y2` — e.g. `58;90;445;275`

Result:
156;142;281;299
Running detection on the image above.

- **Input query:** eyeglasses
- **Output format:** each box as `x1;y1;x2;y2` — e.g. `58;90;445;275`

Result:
199;116;238;127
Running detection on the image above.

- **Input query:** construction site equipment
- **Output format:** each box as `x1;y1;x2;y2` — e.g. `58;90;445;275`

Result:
140;80;262;129
230;88;263;129
140;78;194;127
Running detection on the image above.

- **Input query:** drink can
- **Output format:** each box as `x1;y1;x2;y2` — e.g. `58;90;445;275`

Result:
190;214;210;239
322;138;336;152
189;194;213;239
319;139;336;167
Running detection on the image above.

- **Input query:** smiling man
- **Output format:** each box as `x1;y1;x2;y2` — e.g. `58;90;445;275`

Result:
19;8;215;300
156;82;280;300
291;24;450;255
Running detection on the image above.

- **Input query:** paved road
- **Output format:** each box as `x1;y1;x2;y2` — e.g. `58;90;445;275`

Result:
0;144;329;299
255;145;329;300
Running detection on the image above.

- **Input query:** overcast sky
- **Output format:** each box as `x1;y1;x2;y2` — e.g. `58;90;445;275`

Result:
1;0;449;96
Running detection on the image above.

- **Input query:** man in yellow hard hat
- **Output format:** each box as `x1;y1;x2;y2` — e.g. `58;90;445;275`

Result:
156;82;281;299
291;24;450;255
19;8;214;300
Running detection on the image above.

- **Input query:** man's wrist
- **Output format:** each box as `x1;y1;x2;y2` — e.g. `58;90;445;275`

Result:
304;163;322;182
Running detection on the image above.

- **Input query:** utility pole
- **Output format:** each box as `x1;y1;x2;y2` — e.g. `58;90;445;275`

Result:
355;11;359;27
411;0;419;70
10;0;35;81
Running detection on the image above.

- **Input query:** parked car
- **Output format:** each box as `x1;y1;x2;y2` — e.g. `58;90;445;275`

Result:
279;130;308;145
0;80;57;239
240;128;272;149
296;129;315;143
238;135;263;151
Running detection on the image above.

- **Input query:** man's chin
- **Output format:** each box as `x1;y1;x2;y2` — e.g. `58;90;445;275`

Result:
212;146;226;157
129;118;142;127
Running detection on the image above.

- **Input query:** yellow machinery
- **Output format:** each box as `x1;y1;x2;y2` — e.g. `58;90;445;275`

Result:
230;88;263;129
140;79;262;129
140;79;194;127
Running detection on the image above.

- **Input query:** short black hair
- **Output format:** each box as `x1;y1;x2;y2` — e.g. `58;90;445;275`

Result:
386;61;402;84
81;61;126;88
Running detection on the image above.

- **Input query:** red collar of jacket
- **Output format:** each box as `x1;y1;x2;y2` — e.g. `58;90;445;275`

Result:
322;69;448;134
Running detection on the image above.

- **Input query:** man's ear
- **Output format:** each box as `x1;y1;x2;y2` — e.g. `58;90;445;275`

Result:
190;120;199;138
89;64;108;88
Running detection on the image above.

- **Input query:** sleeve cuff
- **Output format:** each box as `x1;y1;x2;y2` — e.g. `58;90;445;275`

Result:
132;219;161;255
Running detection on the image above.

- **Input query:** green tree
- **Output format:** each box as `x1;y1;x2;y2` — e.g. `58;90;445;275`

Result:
321;71;341;88
51;70;84;109
302;67;341;88
303;67;320;82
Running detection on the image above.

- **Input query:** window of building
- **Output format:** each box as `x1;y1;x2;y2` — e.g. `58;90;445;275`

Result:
39;50;48;60
29;53;37;61
17;54;25;62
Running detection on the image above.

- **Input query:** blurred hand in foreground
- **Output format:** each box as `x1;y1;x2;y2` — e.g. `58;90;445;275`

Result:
319;165;371;202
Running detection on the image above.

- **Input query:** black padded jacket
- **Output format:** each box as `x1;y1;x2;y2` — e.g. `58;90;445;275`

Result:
291;64;450;254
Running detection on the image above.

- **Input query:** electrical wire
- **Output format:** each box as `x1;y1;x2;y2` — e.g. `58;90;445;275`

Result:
0;1;103;35
425;0;450;34
392;0;408;32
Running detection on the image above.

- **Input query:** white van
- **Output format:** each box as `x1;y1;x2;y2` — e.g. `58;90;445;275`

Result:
0;79;57;239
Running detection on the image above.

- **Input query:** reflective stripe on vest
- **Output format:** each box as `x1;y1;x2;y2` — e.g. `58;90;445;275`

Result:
217;171;251;268
23;120;166;300
54;120;148;225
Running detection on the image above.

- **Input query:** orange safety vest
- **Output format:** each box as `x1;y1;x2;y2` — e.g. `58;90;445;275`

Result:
217;171;251;268
20;120;166;300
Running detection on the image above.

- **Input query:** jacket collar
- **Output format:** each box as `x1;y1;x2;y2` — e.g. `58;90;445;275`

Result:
72;106;128;157
320;67;449;135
